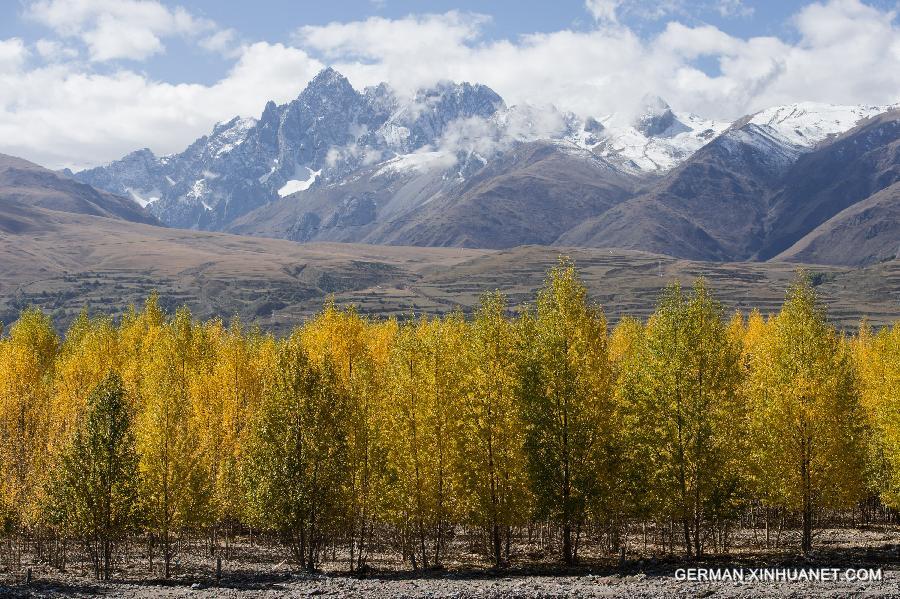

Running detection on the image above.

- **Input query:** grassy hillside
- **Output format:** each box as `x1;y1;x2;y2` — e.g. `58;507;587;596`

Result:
1;209;897;331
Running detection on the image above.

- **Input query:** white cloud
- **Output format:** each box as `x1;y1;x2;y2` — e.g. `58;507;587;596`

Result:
34;38;78;61
0;0;898;171
585;0;622;23
0;41;322;169
295;11;489;62
199;28;239;57
587;0;755;22
300;1;899;120
0;38;28;72
81;13;164;61
716;0;754;18
26;0;215;62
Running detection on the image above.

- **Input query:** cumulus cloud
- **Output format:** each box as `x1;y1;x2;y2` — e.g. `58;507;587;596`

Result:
306;0;899;120
199;28;240;57
0;41;322;169
0;0;898;170
430;104;573;166
588;0;754;22
26;0;215;61
34;38;78;61
295;11;488;64
0;38;28;71
716;0;754;18
585;0;622;23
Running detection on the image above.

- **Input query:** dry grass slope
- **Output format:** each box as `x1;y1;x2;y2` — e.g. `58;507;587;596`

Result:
1;209;897;331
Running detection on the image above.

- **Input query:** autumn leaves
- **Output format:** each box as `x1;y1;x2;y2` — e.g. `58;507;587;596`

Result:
0;259;896;577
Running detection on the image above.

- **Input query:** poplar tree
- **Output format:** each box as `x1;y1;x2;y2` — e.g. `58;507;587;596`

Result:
301;303;394;571
459;292;527;567
386;317;465;569
609;316;653;545
46;373;141;580
746;273;866;554
630;280;746;557
52;312;121;461
517;258;615;565
135;307;211;577
0;308;58;538
853;322;900;507
243;337;352;571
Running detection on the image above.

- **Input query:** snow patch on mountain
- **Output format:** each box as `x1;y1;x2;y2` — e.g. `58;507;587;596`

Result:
375;150;456;177
210;117;257;158
278;168;322;197
125;187;159;208
187;179;207;201
575;110;727;173
748;102;894;149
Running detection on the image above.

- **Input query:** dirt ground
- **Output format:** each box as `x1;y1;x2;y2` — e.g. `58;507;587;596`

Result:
4;568;899;598
3;527;900;598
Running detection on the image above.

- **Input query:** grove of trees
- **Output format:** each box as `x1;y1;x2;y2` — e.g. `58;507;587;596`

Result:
0;259;897;577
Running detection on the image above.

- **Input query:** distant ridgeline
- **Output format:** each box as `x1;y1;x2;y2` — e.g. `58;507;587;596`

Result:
73;68;900;267
0;259;897;577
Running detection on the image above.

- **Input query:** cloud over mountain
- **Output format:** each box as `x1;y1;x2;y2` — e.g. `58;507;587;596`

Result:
0;0;897;169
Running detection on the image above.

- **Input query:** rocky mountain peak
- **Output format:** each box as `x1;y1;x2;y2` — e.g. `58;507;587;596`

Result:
300;67;357;102
415;80;505;115
363;82;400;120
212;116;248;136
635;95;683;137
125;147;158;161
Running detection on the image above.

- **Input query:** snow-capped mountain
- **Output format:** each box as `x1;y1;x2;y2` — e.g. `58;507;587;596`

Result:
566;96;728;173
746;102;890;149
558;103;900;264
73;68;899;265
75;68;736;231
76;68;507;230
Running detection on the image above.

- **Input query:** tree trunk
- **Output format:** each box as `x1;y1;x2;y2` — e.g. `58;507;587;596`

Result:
492;521;502;568
103;538;111;581
163;529;170;579
801;443;813;555
682;518;692;559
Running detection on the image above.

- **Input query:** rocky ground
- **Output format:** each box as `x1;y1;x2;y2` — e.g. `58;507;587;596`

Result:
4;568;899;598
2;527;899;598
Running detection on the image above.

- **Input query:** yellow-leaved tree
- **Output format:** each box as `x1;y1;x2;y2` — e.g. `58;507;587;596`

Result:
243;335;353;571
746;273;866;554
301;303;394;571
517;258;616;565
386;315;466;569
0;308;58;545
854;322;900;508
623;280;746;557
50;311;121;477
135;306;212;577
458;292;528;567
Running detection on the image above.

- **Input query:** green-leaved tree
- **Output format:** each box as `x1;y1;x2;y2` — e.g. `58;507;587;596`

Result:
47;373;141;580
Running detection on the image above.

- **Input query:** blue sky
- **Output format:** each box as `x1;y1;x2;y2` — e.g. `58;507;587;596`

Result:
0;0;898;168
2;0;846;85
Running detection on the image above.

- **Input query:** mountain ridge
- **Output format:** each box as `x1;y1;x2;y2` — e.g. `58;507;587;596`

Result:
0;153;160;232
70;67;900;266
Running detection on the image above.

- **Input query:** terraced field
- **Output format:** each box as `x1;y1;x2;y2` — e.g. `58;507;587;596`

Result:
1;210;897;331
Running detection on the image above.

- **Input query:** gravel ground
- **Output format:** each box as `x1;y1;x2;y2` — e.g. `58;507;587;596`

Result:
3;569;900;599
3;527;900;598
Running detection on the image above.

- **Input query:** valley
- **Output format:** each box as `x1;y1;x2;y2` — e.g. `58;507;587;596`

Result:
2;69;899;332
1;209;898;332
